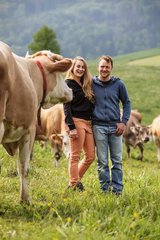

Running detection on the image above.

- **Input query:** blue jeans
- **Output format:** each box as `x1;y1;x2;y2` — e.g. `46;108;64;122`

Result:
93;125;123;193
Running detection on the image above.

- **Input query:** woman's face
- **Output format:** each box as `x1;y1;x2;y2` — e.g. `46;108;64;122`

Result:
73;60;85;78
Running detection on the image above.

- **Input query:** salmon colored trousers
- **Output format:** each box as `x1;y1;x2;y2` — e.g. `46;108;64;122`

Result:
68;118;95;186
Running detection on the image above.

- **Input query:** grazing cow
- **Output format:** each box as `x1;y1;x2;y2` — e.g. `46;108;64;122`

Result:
123;110;150;160
0;41;72;204
150;115;160;162
35;104;70;166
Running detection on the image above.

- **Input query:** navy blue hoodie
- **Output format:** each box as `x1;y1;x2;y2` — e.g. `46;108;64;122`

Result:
92;76;131;126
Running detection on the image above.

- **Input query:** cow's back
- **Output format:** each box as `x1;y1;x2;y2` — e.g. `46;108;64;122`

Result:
41;104;65;137
123;111;141;137
39;104;69;162
130;110;142;123
0;42;15;121
0;42;37;128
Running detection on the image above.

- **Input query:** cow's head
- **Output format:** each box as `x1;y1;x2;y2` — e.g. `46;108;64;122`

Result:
130;124;150;146
26;50;73;104
62;133;70;159
49;133;70;164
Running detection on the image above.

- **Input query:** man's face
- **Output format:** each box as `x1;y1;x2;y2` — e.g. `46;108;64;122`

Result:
98;59;112;81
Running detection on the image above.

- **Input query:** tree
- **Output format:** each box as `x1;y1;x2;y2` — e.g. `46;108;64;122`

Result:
28;25;60;54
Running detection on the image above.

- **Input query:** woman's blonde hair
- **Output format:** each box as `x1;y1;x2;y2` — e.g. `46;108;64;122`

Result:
66;56;94;101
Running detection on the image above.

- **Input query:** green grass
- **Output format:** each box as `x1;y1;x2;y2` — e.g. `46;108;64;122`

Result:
1;49;160;239
0;142;160;240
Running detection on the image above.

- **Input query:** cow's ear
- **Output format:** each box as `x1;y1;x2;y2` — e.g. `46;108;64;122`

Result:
50;54;63;61
27;51;43;58
147;125;152;131
130;126;136;133
135;124;141;130
46;58;72;73
58;134;64;140
49;134;56;141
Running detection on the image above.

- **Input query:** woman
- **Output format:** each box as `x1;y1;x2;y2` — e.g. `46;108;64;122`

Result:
63;56;95;191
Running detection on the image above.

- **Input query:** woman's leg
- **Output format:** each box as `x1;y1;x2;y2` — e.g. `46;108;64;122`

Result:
79;124;95;179
69;126;85;186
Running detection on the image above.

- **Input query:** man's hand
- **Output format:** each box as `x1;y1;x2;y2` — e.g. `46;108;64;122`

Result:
115;123;126;136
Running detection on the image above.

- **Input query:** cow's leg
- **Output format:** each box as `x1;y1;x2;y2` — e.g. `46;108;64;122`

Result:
54;158;58;167
157;146;160;163
30;145;34;160
0;157;2;174
137;143;143;161
18;133;31;204
0;123;4;174
0;122;4;143
155;140;160;163
126;144;131;159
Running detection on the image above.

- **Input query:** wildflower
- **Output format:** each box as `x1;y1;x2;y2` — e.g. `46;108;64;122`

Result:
47;202;52;208
66;217;72;223
133;211;139;219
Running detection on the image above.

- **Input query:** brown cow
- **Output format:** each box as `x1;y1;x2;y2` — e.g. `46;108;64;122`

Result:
150;115;160;162
0;41;72;204
123;110;150;160
35;104;70;166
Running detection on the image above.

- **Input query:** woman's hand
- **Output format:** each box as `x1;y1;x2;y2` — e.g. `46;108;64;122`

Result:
69;129;78;139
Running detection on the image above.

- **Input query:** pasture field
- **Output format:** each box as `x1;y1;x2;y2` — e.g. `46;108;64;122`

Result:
128;56;160;67
1;49;160;240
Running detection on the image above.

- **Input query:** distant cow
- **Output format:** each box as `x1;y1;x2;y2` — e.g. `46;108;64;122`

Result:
36;104;70;166
150;115;160;162
0;41;72;204
123;110;150;160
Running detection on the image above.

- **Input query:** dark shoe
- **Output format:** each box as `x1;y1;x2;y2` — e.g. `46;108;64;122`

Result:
112;191;122;196
102;190;111;194
101;187;111;193
73;182;85;192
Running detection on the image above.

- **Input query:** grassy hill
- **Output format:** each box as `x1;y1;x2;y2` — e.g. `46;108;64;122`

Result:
128;55;160;66
0;49;160;240
89;47;160;68
113;48;160;65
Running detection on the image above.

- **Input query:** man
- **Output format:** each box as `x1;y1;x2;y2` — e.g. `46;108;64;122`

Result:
92;55;131;195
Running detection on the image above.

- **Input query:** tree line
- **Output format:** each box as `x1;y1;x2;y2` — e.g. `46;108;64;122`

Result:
0;0;160;59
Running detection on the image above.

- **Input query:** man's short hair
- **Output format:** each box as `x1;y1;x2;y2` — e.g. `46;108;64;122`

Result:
99;55;113;68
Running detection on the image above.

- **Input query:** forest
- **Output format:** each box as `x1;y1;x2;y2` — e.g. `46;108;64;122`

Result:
0;0;160;59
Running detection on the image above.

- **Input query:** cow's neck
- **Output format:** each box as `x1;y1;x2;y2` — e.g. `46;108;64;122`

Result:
36;60;47;127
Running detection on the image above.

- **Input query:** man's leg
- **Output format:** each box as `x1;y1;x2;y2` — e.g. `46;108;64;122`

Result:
93;125;110;192
109;134;123;193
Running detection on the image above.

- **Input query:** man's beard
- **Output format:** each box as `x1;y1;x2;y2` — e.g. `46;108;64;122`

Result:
101;72;110;78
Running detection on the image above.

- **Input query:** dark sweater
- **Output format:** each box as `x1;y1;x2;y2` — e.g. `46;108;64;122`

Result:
92;76;131;126
63;79;94;130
